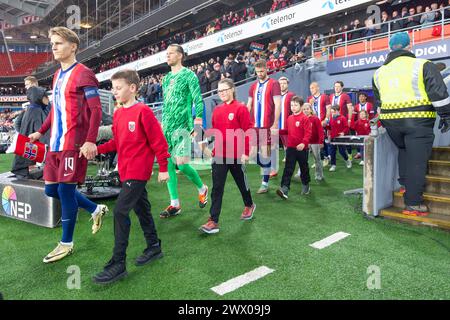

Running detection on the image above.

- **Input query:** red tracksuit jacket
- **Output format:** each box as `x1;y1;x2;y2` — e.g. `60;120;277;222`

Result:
210;100;254;159
308;115;325;144
350;118;371;136
286;112;312;149
327;115;349;139
97;102;170;182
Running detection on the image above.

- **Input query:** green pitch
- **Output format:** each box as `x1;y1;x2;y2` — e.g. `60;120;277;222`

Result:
0;153;449;300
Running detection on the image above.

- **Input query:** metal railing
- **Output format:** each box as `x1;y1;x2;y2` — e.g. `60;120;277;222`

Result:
313;6;449;59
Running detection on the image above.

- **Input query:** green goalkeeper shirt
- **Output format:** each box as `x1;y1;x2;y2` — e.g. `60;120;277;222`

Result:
161;67;204;151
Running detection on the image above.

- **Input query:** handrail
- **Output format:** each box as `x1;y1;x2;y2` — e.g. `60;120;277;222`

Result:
318;6;447;45
198;59;307;98
314;16;450;58
313;7;449;57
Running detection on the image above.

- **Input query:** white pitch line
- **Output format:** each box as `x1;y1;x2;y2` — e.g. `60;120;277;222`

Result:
211;266;275;296
310;232;351;249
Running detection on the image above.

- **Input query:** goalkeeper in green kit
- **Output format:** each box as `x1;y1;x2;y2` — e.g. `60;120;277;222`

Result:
159;44;208;218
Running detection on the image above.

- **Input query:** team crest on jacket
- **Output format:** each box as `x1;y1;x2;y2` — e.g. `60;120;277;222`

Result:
128;121;136;132
228;113;234;121
337;120;341;124
296;121;300;127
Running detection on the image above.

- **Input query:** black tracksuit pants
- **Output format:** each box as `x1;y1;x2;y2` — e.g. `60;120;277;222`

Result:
113;180;159;262
281;147;310;189
210;159;253;223
384;125;434;206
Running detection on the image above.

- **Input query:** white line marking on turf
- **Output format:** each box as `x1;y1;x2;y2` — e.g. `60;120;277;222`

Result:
211;266;275;296
310;232;351;249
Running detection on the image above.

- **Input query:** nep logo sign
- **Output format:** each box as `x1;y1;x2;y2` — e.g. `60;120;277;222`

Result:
2;186;31;220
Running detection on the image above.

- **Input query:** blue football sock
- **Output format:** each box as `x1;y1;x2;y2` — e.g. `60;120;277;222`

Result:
257;153;271;184
45;184;97;214
58;184;79;243
75;191;97;214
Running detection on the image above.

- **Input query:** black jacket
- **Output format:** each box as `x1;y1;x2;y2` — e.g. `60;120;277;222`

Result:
197;71;209;94
231;61;247;83
208;70;221;91
373;50;450;127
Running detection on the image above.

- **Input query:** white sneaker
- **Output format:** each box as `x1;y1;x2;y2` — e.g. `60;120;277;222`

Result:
323;158;329;167
346;160;352;169
329;165;336;172
91;204;109;235
359;160;364;166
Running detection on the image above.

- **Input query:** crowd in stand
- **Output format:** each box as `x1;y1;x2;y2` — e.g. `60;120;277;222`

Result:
94;0;302;74
94;0;450;80
131;35;311;103
0;87;26;96
0;110;21;130
323;1;450;47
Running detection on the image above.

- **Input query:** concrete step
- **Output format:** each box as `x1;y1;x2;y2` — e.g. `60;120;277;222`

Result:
428;160;450;176
431;147;450;161
380;207;450;230
393;191;450;216
425;175;450;195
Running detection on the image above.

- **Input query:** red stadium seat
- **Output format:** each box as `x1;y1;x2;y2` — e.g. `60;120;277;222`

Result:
0;53;50;77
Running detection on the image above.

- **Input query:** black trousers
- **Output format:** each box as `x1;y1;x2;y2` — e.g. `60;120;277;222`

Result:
210;159;253;223
281;147;310;189
329;144;349;165
385;125;434;206
113;180;158;262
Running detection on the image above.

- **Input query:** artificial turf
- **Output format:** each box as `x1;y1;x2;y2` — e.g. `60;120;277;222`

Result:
0;152;449;300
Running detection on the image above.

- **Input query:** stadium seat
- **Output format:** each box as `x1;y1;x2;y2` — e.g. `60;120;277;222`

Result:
0;53;49;77
327;24;450;59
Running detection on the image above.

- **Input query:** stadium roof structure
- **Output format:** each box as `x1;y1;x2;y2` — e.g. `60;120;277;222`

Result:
0;0;60;26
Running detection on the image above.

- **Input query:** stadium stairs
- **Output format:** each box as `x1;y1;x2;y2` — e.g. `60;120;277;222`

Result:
380;147;450;230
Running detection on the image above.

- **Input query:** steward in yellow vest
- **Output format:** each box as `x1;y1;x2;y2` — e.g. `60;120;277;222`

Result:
372;32;450;216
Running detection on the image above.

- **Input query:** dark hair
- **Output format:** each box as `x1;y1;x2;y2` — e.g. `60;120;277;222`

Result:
358;92;368;98
331;104;340;111
111;69;140;88
169;43;186;61
291;96;304;106
334;81;344;87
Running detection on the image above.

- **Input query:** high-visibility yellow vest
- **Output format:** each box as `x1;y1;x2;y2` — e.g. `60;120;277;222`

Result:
373;56;435;120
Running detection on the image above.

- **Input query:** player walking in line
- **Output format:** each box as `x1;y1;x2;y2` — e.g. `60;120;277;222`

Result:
29;27;108;263
159;44;208;218
246;60;282;194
